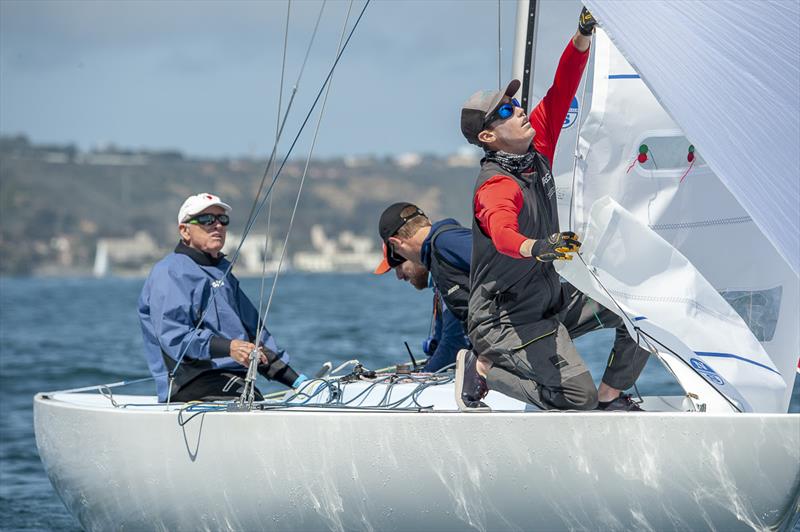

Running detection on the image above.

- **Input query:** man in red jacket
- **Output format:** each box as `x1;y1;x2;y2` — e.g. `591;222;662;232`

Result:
456;8;649;412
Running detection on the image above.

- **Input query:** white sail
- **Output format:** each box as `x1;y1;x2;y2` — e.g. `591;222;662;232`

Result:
584;0;800;275
558;197;786;412
92;240;109;277
559;28;799;412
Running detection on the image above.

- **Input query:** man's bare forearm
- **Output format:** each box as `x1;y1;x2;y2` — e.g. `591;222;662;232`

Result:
572;31;592;52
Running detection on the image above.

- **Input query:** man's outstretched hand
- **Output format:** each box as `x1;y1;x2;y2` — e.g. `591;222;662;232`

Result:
578;7;597;36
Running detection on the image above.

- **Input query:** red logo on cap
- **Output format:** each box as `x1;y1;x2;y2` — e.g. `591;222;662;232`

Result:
206;195;213;199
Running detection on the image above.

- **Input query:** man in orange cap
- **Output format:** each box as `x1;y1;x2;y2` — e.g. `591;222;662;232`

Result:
374;202;472;372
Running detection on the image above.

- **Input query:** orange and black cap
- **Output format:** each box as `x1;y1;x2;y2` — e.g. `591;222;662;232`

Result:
373;242;395;275
373;202;425;275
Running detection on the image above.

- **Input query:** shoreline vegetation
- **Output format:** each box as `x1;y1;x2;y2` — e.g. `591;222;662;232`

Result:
0;135;479;276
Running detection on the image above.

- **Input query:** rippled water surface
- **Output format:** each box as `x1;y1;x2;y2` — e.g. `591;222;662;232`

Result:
1;275;798;530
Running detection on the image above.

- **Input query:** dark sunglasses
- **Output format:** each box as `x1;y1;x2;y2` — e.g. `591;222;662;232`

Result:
386;242;405;266
484;98;521;127
187;213;230;226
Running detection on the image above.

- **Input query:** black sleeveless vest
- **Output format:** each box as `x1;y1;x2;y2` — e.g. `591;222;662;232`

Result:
427;223;470;323
467;152;566;355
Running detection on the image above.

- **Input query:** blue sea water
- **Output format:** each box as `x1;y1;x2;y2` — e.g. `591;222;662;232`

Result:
0;274;798;530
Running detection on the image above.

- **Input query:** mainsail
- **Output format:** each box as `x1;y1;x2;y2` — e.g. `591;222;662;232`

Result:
583;0;800;275
557;26;799;413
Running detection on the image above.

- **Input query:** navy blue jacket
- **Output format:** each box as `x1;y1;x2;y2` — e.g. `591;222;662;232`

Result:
420;218;472;274
138;243;285;401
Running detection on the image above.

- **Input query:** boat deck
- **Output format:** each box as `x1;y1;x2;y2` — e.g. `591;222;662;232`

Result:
41;375;689;413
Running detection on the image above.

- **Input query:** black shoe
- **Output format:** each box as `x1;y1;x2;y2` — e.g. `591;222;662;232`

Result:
596;393;645;412
454;350;490;412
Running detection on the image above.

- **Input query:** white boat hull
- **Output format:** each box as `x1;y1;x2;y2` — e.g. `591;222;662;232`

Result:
34;392;800;531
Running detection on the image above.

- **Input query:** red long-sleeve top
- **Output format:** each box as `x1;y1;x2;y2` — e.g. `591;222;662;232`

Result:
474;40;589;258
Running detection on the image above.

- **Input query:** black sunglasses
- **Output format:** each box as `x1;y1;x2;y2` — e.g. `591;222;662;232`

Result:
187;213;230;226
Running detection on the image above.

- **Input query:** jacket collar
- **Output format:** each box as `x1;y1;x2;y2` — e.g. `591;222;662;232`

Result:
420;218;461;269
174;241;225;267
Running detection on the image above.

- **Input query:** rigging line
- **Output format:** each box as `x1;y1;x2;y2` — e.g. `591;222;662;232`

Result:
236;100;293;270
51;375;156;395
251;0;328;268
256;0;292;337
256;0;328;344
297;0;327;85
165;0;345;403
256;0;355;374
228;0;371;268
636;329;743;413
568;49;591;233
243;1;369;404
573;254;679;406
277;0;291;140
577;252;652;345
574;253;741;412
239;0;327;269
241;0;353;400
245;0;326;240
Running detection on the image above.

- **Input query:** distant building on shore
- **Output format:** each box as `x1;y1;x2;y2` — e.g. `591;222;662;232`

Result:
293;225;381;273
223;233;287;277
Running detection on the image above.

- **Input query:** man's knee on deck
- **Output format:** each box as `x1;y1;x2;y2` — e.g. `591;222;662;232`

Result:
543;371;598;410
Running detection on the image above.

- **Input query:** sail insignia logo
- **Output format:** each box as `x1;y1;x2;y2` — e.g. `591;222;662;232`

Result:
563;97;579;129
690;358;725;386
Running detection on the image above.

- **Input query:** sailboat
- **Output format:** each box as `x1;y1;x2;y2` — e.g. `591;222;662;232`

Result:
34;1;800;530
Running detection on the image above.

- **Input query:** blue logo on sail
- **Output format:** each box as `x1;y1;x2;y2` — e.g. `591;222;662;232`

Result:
690;358;725;386
563;97;579;129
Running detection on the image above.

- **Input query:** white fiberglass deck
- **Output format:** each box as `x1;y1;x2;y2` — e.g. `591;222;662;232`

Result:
38;376;688;413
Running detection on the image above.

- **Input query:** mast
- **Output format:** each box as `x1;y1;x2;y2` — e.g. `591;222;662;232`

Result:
510;0;538;111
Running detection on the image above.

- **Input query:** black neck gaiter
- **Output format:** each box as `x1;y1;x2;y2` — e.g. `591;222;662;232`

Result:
483;148;536;175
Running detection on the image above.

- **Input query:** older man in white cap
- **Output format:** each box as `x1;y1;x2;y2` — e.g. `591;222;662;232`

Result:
138;193;307;402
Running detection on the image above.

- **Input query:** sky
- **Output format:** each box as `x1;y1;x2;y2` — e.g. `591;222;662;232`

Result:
0;0;579;159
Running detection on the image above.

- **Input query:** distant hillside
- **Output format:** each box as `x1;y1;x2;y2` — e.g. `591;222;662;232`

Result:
0;135;478;275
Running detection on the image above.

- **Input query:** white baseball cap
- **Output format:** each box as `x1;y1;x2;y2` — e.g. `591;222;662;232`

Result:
178;193;232;224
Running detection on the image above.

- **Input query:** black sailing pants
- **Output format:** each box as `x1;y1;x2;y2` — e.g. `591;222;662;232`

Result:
170;370;264;402
484;284;650;410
